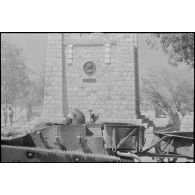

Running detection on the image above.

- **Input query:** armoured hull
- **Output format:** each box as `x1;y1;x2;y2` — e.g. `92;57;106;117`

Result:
1;123;145;162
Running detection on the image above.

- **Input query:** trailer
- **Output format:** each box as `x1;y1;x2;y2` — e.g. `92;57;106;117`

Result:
144;129;194;162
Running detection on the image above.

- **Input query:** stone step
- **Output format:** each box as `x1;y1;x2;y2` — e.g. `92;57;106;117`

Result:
136;114;146;119
142;117;150;123
135;119;143;124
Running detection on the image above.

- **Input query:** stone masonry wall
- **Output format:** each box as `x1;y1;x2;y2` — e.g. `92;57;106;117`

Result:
64;33;139;123
41;34;65;122
42;33;140;123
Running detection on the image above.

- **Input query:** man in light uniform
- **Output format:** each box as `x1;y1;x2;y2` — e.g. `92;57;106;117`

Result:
173;111;183;131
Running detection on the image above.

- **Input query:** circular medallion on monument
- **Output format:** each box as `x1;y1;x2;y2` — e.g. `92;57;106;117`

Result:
83;61;96;76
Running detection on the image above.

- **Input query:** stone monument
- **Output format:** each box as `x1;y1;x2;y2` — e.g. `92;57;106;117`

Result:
41;33;140;123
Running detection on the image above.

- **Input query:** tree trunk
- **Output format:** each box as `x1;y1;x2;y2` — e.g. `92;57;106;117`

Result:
26;103;32;122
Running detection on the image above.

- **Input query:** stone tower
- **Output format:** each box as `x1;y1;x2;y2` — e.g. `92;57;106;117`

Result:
41;33;140;123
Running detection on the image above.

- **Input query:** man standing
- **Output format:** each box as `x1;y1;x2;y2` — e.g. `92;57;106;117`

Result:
173;111;183;131
8;107;14;126
3;108;7;127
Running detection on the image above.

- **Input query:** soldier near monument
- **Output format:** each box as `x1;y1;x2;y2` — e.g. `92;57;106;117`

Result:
8;106;14;126
3;108;7;127
172;111;183;131
63;109;86;125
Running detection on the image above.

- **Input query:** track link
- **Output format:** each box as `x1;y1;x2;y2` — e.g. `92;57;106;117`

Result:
1;145;132;162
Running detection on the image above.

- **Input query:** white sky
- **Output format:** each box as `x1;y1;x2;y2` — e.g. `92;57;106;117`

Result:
2;33;169;78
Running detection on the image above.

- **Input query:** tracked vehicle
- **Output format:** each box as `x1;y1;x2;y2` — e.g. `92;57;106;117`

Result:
1;110;194;162
1;121;194;162
1;122;146;162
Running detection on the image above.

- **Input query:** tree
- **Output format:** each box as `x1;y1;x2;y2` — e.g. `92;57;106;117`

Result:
141;66;194;121
1;40;45;122
14;72;45;121
146;33;194;68
1;40;30;105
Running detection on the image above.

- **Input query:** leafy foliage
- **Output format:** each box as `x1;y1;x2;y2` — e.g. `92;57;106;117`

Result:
1;40;30;104
141;66;194;120
1;40;44;108
147;33;194;68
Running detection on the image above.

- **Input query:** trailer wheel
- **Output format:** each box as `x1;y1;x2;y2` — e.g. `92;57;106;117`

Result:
155;146;177;162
